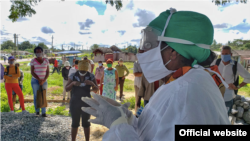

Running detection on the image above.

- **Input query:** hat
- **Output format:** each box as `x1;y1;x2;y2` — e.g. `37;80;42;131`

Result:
119;58;123;61
64;61;70;67
78;60;89;71
148;9;213;64
106;59;113;64
8;56;15;60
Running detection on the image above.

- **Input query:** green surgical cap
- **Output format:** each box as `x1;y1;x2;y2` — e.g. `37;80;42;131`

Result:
148;10;214;64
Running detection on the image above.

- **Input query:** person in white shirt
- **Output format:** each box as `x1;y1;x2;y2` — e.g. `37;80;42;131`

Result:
133;60;142;113
83;56;95;73
212;46;250;115
81;8;230;141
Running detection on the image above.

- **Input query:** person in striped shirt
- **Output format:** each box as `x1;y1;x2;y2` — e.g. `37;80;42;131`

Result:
30;46;50;117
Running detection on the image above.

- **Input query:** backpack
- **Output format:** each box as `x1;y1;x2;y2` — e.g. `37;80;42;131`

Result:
4;66;18;75
215;59;239;95
1;64;4;80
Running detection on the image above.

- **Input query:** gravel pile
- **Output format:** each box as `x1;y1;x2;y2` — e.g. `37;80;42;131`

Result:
229;95;250;125
1;112;72;141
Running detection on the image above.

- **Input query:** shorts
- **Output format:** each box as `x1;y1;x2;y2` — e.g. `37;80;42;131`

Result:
70;104;91;128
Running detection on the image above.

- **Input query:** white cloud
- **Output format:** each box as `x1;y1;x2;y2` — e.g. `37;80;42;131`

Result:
1;0;250;49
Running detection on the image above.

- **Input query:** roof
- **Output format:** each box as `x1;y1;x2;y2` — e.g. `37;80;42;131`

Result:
93;47;113;54
56;51;81;54
234;50;250;58
110;45;121;52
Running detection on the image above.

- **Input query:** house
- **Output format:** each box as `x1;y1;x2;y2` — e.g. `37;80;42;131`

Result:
92;45;137;62
234;50;250;69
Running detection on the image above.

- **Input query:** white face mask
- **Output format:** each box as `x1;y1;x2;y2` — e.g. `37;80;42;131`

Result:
36;53;43;57
79;72;87;76
98;63;102;67
137;9;177;83
137;45;175;83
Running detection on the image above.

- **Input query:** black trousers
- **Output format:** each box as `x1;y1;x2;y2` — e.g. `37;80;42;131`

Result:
119;77;125;98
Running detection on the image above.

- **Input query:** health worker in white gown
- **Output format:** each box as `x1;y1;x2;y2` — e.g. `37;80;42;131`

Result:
81;8;231;141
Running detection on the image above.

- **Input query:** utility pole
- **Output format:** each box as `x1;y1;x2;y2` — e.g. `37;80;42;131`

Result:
74;43;75;50
61;44;63;50
52;35;54;50
13;33;17;57
68;46;70;50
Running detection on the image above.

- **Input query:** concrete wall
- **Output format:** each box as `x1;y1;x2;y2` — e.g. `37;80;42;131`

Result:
93;54;105;62
118;53;136;62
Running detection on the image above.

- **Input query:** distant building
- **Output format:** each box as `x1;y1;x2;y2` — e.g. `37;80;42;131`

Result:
92;45;136;62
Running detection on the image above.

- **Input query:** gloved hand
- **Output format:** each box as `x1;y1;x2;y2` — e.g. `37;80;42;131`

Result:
89;92;133;123
81;93;131;129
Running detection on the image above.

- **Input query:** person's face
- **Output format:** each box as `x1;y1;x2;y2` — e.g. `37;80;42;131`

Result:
119;61;123;65
221;49;232;56
9;59;15;65
107;63;112;68
160;44;180;71
36;49;42;53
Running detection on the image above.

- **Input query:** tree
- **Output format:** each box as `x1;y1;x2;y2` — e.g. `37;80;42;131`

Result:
70;47;75;51
1;40;15;50
244;43;250;49
8;0;247;22
18;41;32;50
38;42;48;49
212;0;247;6
91;44;99;51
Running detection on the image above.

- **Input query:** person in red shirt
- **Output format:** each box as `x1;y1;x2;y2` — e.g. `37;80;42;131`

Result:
51;58;59;74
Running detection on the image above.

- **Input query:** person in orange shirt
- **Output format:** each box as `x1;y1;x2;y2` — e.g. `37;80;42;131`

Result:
51;58;59;74
4;56;28;114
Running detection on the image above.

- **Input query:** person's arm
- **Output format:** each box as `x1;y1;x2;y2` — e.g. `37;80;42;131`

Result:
115;70;119;91
134;72;142;77
31;66;40;81
124;65;129;77
236;63;250;89
19;71;24;84
66;73;80;92
11;67;20;78
100;72;104;85
133;62;142;77
91;64;95;73
137;75;145;107
3;68;15;80
44;66;50;81
85;74;99;92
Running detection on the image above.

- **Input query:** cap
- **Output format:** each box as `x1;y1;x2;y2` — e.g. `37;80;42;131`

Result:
64;61;70;67
119;58;123;61
78;60;89;71
8;56;15;60
106;59;113;64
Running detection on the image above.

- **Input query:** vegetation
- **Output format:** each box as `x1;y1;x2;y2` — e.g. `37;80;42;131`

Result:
211;39;250;51
8;0;246;22
121;45;138;54
122;97;144;110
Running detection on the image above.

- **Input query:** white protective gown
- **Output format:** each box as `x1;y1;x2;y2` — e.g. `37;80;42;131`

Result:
103;68;230;141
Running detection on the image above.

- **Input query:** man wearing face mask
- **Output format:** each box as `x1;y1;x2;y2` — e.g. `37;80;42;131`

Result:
81;8;230;141
95;61;105;95
212;46;250;115
62;61;71;101
66;60;99;141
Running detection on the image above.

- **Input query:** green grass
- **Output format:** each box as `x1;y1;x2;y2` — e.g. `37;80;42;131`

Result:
122;96;144;110
14;105;69;116
238;76;250;97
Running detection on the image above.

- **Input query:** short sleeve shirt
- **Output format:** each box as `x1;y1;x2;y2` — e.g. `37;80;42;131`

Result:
133;61;142;88
30;58;49;80
88;60;94;72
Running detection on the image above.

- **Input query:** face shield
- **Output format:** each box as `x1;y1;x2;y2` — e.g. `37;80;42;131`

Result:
139;26;161;51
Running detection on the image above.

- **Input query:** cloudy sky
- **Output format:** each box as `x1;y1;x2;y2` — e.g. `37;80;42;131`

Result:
1;0;250;50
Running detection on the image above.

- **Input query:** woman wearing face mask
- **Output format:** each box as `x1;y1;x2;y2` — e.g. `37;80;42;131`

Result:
30;46;50;117
66;60;99;141
62;61;71;100
95;61;105;95
81;8;230;141
101;59;119;100
4;56;28;114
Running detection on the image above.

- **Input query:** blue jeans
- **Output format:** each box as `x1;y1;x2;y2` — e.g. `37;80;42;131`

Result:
31;78;48;114
225;99;234;116
12;85;23;95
